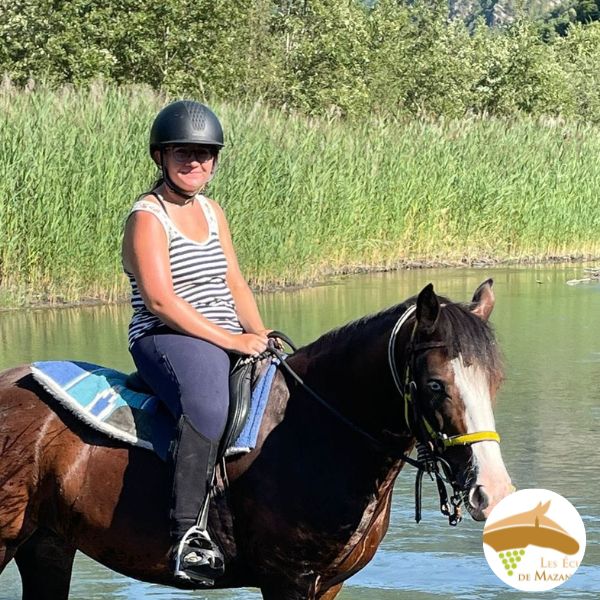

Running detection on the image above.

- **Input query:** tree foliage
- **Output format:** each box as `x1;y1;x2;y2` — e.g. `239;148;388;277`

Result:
1;0;599;122
543;0;599;37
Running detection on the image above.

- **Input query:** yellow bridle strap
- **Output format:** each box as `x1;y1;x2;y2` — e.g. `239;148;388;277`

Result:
421;417;501;447
440;431;501;447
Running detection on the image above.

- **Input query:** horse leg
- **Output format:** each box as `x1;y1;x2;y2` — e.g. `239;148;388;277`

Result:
317;583;344;599
260;583;320;600
260;577;342;600
260;589;304;600
14;528;76;600
260;582;344;600
0;542;17;574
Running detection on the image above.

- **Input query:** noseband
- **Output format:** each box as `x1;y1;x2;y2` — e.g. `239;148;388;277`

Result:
388;305;501;524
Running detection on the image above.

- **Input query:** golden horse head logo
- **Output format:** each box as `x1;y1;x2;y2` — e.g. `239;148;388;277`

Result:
483;500;579;555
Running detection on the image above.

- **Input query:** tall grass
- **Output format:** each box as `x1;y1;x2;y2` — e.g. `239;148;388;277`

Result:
1;84;600;306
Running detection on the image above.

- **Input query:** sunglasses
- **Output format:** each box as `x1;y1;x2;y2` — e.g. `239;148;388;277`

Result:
168;146;216;164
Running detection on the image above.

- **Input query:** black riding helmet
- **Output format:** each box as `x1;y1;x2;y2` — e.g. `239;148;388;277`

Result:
149;100;224;199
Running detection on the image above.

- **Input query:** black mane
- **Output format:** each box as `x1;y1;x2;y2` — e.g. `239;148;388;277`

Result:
435;300;502;379
300;295;502;379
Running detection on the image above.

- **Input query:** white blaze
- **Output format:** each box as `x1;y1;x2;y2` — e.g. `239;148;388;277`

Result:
451;356;513;515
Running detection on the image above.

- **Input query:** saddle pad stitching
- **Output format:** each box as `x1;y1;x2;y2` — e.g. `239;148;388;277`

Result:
30;364;155;452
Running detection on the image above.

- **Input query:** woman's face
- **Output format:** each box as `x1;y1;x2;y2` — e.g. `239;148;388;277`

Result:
160;145;217;192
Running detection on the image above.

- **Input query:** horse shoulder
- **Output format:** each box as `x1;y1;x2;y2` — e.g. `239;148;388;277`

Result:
225;369;290;482
318;460;404;592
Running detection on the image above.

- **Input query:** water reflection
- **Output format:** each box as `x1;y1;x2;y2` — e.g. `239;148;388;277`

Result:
0;304;133;372
1;264;599;599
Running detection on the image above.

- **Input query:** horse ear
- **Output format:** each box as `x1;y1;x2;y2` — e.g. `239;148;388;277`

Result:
416;283;440;333
471;278;495;322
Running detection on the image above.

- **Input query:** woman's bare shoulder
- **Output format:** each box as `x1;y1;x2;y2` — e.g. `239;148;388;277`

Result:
126;195;167;232
204;196;226;218
135;192;161;207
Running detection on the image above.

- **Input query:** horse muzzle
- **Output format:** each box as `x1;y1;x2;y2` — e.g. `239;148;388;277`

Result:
465;479;516;521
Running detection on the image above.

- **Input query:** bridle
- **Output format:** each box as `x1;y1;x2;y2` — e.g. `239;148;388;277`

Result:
389;306;500;450
387;305;501;524
264;303;501;526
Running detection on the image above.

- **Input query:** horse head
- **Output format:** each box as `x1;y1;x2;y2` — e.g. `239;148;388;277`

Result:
398;279;513;522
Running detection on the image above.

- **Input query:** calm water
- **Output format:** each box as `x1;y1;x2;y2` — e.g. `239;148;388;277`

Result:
1;265;599;599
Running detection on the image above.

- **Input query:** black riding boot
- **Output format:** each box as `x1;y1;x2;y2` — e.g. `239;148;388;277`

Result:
169;415;224;585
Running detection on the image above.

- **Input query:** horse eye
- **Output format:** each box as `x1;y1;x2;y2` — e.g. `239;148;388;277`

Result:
427;380;444;393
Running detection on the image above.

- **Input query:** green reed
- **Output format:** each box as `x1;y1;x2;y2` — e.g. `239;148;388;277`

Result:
1;84;600;306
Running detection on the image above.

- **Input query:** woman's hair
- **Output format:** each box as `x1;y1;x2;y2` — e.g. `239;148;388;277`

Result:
131;173;163;205
151;174;164;191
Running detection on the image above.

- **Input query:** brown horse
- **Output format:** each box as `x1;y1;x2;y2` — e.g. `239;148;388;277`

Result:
0;281;513;600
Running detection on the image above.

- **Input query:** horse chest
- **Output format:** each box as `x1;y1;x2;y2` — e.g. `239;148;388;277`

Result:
320;484;394;589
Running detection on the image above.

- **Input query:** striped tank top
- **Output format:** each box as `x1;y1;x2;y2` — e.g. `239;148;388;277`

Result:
125;194;242;348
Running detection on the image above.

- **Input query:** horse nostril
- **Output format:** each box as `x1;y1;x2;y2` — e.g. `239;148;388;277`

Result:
469;485;489;511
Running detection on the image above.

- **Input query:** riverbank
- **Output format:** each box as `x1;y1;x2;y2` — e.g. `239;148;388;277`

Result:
2;255;598;311
2;86;600;309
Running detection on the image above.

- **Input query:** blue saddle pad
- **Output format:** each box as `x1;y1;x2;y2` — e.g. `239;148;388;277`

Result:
31;360;277;461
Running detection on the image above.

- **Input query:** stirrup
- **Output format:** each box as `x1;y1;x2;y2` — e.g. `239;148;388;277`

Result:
172;526;225;585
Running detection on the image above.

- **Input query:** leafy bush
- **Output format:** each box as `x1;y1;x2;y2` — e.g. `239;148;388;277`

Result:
1;0;600;121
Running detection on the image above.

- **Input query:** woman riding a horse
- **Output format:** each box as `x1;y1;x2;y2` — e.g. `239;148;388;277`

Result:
0;99;515;600
121;100;272;583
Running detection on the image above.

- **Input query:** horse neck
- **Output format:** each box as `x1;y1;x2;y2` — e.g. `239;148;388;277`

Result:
288;312;414;446
278;322;414;517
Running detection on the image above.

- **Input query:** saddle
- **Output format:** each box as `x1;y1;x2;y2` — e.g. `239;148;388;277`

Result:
31;355;278;462
31;333;293;462
125;355;266;461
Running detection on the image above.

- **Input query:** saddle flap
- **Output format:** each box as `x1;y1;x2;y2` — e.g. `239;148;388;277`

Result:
220;357;265;457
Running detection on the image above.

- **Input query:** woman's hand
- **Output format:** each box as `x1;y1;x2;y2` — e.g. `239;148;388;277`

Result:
255;329;285;351
230;332;269;356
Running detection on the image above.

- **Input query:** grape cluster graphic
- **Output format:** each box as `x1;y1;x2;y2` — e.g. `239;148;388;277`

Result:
498;548;525;576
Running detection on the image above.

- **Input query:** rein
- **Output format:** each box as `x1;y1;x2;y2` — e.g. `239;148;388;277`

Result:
264;333;419;465
264;307;501;526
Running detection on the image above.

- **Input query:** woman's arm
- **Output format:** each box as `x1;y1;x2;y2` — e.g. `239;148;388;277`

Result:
122;209;267;355
210;201;268;335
